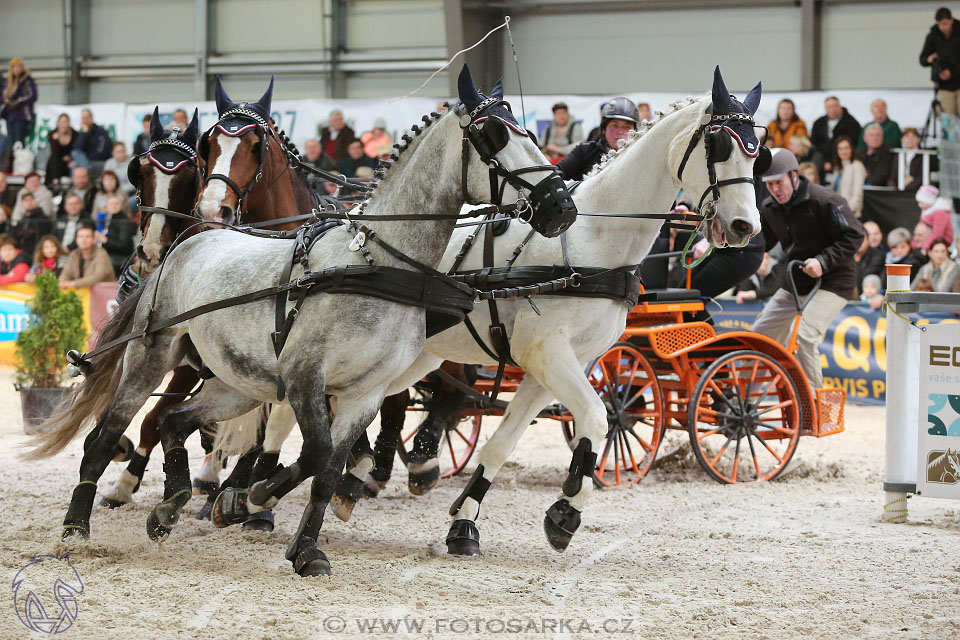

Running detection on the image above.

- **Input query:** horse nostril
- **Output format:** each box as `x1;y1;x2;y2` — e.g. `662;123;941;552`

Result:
731;219;753;236
219;206;234;223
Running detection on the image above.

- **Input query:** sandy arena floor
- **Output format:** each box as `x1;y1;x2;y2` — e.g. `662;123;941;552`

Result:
0;368;958;640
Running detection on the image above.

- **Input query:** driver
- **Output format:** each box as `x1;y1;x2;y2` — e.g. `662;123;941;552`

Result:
751;149;864;390
556;97;639;181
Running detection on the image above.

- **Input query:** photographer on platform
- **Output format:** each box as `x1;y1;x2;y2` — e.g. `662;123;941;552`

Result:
920;7;960;116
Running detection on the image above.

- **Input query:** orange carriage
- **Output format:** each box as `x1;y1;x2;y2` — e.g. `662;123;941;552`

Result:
398;261;846;485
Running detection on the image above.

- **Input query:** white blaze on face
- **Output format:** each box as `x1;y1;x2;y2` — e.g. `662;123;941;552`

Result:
141;171;173;266
199;135;241;221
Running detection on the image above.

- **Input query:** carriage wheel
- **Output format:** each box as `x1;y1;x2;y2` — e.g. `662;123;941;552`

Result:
687;350;801;484
397;415;482;478
561;342;664;487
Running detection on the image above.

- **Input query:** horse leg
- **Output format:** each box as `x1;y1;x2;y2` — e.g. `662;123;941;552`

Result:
146;379;260;541
445;377;553;556
99;366;200;508
371;389;408;489
196;443;261;520
285;391;384;577
241;405;277;532
193;426;224;496
408;363;474;495
329;432;376;522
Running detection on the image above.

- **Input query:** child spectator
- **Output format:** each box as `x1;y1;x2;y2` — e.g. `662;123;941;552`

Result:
883;227;927;287
915;184;954;250
0;58;37;150
24;235;67;282
766;99;808;149
913;278;935;292
59;223;115;288
914;238;960;291
0;234;30;284
11;172;54;223
92;170;131;218
45;113;77;186
798;162;821;185
860;274;881;304
13;192;53;258
828;136;866;217
361;119;392;159
789;135;824;181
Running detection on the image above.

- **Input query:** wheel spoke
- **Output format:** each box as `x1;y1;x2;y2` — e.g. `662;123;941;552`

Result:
751;373;783;407
624;425;654;453
756;398;796;416
709;432;736;466
697;428;723;441
620;428;641;474
619;355;642;409
446;432;458;469
452;426;472;445
745;428;761;479
756;421;796;436
751;429;785;463
731;431;743;482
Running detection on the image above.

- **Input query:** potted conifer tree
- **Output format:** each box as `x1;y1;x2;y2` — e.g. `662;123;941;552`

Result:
14;271;87;433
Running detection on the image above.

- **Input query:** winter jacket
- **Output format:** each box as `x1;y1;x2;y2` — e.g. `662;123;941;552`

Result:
919;201;954;250
811;108;861;161
74;124;114;162
920;19;960;90
766;119;809;149
759;177;865;298
828;159;867;217
882;249;927;289
0;250;29;284
858;145;896;187
858;118;902;150
12;184;54;222
914;258;960;292
556;139;609;181
320;125;356;162
59;246;115;287
0;74;37;122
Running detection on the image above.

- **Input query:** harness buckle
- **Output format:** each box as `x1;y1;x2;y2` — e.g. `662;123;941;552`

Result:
569;272;582;288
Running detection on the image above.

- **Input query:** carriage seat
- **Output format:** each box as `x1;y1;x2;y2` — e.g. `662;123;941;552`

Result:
638;288;703;303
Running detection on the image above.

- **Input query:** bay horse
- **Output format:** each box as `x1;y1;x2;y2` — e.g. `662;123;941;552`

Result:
27;65;575;576
96;79;321;530
326;67;768;555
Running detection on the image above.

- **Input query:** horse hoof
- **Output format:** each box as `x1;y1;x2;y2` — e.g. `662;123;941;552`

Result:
408;463;440;496
196;495;215;520
146;510;171;542
242;510;275;532
445;519;481;556
330;494;357;522
61;525;89;542
294;548;331;577
361;473;381;498
211;488;250;528
192;479;219;496
332;473;365;521
99;497;127;510
112;435;134;463
543;499;581;553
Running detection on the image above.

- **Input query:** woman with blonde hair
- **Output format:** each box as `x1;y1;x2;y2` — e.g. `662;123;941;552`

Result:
788;134;825;180
1;57;37;148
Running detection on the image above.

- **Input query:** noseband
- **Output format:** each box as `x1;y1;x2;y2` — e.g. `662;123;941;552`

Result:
458;97;576;238
201;107;275;223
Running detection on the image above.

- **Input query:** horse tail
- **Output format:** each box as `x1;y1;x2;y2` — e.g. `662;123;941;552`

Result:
21;281;148;461
212;404;270;457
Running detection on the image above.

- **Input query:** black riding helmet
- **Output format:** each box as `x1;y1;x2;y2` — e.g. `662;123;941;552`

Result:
600;97;641;132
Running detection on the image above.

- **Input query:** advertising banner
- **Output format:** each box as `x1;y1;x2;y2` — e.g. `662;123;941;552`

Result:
916;322;960;499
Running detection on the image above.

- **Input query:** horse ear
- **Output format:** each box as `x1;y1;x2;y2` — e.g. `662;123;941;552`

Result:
183;108;200;148
491;77;504;100
255;76;274;117
214;76;236;116
711;66;733;113
149;106;164;142
457;64;482;110
743;81;762;116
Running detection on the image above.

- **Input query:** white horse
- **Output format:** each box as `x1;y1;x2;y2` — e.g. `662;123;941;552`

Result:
26;65;574;577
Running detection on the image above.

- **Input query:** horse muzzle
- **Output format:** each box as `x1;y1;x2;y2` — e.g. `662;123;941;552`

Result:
525;174;578;238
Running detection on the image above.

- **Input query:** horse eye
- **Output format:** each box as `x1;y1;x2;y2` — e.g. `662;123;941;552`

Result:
251;142;262;155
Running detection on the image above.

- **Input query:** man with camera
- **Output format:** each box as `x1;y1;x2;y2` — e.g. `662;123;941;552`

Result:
920;7;960;116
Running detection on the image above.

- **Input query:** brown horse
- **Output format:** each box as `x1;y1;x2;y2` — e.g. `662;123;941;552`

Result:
99;81;322;532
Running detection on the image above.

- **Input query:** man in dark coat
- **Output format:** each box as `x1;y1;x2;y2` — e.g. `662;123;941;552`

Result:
751;149;864;391
319;110;356;162
556;97;639;181
810;96;861;172
920;7;960;116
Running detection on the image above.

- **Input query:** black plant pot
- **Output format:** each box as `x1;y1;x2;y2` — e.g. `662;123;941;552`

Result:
15;385;72;435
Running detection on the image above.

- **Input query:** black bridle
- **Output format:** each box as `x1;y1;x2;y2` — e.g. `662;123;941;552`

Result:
131;137;203;234
457;96;577;238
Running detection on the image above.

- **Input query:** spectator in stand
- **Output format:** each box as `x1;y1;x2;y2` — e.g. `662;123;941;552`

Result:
900;127;923;191
301;137;337;194
860;274;882;306
920;7;960;116
827;136;866;217
0;58;37;151
914;238;960;291
59;223;115;288
102;143;134;194
913;221;932;253
166;109;189;132
883;227;927;287
858;220;887;281
72;108;114;174
55;194;91;251
637;102;652;123
858;99;901;150
540;102;585;162
320;110;355;162
45;113;77;186
733;252;782;303
338;139;377;178
798;162;820;185
0;174;15;226
858;124;896;186
915;184;955;250
97;194;137;273
788;134;824;180
11;172;54;223
58;167;96;217
361;118;391;159
811;96;861;173
133;113;152;156
24;235;67;282
13;192;53;258
558;98;639;181
0;234;29;284
914;278;935;292
91;170;131;218
766;99;808;149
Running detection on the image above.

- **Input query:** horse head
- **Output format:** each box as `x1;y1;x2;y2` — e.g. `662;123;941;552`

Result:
129;106;204;270
672;66;765;248
454;64;576;237
197;77;281;225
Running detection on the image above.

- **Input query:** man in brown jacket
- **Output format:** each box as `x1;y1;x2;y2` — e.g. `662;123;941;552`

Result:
59;222;115;288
